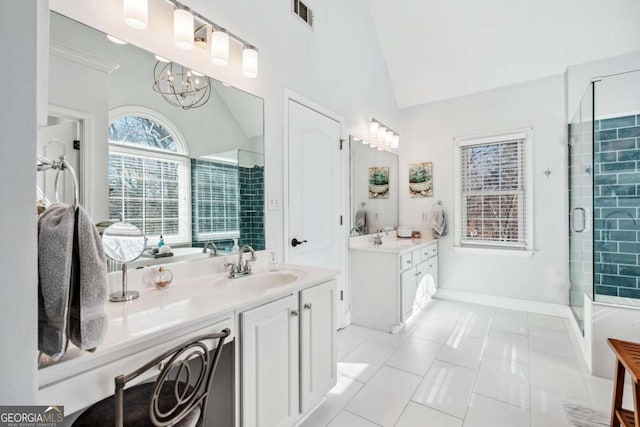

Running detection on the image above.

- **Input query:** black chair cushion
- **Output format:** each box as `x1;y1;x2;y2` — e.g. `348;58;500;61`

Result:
73;381;201;427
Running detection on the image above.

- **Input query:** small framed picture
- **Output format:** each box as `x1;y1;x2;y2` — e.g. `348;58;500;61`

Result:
409;162;433;197
369;167;390;199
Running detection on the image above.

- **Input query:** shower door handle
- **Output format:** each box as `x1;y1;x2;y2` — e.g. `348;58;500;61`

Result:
570;207;586;233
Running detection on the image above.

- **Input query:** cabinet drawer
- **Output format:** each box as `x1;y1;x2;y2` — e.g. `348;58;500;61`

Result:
411;249;421;265
400;253;413;270
421;242;438;262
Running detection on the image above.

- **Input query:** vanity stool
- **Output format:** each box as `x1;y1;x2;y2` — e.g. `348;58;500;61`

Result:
73;329;230;427
608;338;640;427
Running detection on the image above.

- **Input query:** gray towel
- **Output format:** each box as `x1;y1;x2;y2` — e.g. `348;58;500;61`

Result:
38;203;75;360
431;203;447;238
68;205;108;351
355;204;367;234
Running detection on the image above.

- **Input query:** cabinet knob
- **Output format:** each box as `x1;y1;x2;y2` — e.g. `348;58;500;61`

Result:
406;260;411;264
304;303;312;310
291;310;299;317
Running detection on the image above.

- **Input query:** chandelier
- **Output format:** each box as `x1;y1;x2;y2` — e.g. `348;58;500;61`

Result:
152;60;212;110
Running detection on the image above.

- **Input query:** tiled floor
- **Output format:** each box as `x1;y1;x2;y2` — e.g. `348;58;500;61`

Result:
301;299;633;427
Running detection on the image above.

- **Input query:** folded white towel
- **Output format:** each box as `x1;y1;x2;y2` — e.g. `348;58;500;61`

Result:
431;203;447;239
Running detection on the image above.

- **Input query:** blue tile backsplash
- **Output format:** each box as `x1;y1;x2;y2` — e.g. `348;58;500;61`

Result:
594;114;640;297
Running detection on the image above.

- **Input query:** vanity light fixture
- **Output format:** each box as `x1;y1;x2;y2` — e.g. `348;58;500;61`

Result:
173;7;195;50
370;118;400;150
242;46;259;78
106;34;128;45
210;29;230;66
123;0;148;30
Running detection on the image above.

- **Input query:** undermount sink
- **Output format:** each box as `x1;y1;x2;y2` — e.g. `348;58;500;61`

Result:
213;269;307;291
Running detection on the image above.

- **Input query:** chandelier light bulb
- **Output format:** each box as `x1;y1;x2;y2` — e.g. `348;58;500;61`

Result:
242;47;259;78
174;8;195;51
392;134;399;149
385;130;394;146
210;30;230;66
123;0;148;30
369;121;379;137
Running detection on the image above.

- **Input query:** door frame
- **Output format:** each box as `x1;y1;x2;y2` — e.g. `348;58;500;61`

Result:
283;88;349;328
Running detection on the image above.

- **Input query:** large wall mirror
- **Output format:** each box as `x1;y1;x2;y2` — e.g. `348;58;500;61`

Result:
349;136;398;235
39;12;264;259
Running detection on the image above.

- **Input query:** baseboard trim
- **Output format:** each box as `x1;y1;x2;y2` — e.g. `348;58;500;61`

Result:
435;288;571;318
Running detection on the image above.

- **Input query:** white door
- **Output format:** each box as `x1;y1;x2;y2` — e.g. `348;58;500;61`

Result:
287;99;346;326
241;294;299;427
37;118;80;206
300;280;337;412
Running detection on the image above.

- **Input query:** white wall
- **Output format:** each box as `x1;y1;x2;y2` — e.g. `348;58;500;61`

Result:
399;75;568;304
0;0;47;403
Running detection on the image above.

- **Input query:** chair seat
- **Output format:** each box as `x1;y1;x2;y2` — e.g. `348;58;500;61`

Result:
73;381;201;427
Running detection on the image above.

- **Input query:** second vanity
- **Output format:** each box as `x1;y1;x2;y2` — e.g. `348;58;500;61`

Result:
350;235;438;333
37;254;337;427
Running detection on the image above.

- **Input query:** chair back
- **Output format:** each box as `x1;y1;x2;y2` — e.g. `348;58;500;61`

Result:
115;329;230;427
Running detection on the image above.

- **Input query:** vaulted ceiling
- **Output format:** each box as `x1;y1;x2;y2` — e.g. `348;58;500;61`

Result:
367;0;640;108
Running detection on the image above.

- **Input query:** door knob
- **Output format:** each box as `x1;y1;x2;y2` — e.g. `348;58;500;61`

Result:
291;238;308;247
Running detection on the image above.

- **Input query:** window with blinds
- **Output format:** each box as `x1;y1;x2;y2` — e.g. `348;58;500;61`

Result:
191;159;240;241
456;131;531;250
108;114;190;245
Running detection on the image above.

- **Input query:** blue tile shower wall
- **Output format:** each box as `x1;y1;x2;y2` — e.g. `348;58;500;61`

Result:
594;114;640;298
239;166;265;250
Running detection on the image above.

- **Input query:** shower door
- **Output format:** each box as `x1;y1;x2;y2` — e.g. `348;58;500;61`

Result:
568;83;594;333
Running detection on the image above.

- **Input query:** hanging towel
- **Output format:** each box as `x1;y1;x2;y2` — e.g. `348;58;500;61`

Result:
38;203;75;360
431;202;448;239
68;205;108;352
355;203;367;234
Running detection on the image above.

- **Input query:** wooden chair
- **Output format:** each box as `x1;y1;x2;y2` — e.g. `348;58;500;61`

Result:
73;329;230;427
608;338;640;427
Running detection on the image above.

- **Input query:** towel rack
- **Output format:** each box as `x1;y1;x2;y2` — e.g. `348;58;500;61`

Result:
37;155;79;207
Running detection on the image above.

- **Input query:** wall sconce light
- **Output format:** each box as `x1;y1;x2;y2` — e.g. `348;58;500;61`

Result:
369;118;400;150
210;29;229;66
123;0;148;30
174;7;195;50
242;46;259;79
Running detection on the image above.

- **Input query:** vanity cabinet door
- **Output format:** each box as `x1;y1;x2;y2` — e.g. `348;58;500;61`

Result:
425;255;438;297
401;268;417;322
241;294;300;427
300;280;337;413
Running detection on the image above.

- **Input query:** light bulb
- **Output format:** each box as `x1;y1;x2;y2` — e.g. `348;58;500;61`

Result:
392;135;399;149
210;30;229;66
385;130;394;146
123;0;147;30
369;121;379;137
242;47;258;78
377;126;386;141
174;8;194;51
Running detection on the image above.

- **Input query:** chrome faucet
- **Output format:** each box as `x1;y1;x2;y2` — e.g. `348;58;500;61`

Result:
225;245;257;278
372;229;383;245
202;242;218;255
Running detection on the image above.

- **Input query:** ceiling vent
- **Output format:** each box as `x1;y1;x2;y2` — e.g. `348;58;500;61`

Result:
292;0;313;28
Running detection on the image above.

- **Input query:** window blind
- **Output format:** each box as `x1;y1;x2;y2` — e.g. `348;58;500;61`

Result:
459;138;527;248
108;149;189;245
191;159;240;241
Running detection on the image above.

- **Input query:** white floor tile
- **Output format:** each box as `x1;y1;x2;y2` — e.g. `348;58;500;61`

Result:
412;318;456;344
365;329;409;349
463;394;529;427
474;355;529;409
338;341;396;382
423;302;465;324
337;325;374;353
529;351;589;400
299;376;364;427
457;302;497;317
412;360;477;419
437;335;484;370
528;313;567;332
395;402;462;427
346;366;421;427
483;330;529;364
530;386;579;427
451;312;492;340
337;350;347;361
492;312;528;336
385;337;442;376
326;410;380;427
582;374;634;411
529;326;575;359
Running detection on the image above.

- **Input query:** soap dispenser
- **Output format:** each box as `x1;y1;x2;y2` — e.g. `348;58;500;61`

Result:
232;238;239;254
268;242;280;272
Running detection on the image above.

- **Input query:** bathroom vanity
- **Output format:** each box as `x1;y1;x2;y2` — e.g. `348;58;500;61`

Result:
37;254;337;427
350;236;438;333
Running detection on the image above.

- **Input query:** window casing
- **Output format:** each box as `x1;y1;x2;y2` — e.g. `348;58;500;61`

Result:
454;130;533;251
108;112;190;246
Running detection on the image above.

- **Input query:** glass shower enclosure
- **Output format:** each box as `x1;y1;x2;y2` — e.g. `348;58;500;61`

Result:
569;69;640;333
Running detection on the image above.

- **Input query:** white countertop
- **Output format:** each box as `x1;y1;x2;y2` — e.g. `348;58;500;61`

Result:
38;255;338;387
349;235;437;254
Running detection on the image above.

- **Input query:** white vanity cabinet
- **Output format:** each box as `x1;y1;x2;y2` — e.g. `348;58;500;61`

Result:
351;240;438;333
241;279;337;427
